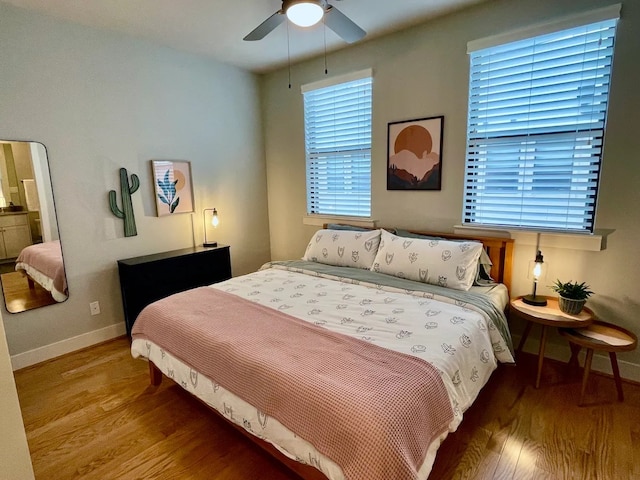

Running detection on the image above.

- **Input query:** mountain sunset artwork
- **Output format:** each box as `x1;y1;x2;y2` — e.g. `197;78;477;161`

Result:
387;116;443;190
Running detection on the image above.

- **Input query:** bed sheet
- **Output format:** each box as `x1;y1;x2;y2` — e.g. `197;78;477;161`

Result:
132;263;513;480
470;282;509;311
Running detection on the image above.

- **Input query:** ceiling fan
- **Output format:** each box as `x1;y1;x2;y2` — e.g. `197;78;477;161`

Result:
244;0;366;44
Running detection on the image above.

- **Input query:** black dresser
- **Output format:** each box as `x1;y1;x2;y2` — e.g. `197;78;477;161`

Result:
117;245;232;337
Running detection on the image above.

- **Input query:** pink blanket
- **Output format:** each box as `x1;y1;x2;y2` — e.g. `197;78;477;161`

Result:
132;287;454;480
16;240;67;296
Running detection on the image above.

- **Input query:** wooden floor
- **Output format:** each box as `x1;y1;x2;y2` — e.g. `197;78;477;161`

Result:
13;337;640;480
1;271;57;313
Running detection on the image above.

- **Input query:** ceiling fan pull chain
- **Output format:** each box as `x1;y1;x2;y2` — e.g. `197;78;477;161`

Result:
323;17;328;75
287;21;292;89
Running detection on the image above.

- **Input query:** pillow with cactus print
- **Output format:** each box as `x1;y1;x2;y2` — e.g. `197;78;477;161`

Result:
371;229;483;291
394;228;494;284
303;229;382;270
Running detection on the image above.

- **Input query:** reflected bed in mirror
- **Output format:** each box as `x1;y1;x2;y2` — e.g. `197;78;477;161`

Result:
0;141;68;313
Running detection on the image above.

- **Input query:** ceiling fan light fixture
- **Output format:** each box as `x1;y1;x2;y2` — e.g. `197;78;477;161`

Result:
244;0;365;44
285;1;324;28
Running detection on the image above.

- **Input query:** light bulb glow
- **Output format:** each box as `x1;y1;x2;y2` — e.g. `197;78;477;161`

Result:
286;3;324;27
532;262;542;279
212;210;219;228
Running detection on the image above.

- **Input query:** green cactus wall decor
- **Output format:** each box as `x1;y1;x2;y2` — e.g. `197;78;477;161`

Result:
109;168;140;237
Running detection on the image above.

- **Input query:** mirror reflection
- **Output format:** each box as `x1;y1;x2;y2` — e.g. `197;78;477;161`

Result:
0;141;68;313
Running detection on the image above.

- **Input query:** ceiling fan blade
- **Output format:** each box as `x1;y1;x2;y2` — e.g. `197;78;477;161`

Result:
243;11;285;41
324;5;366;44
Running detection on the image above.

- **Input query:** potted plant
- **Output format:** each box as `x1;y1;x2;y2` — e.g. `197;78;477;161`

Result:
550;279;593;315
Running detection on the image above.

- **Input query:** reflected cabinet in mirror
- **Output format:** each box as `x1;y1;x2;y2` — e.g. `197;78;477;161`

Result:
0;141;68;313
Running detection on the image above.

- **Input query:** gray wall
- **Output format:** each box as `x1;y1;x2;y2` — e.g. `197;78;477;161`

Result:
262;0;640;377
0;3;271;356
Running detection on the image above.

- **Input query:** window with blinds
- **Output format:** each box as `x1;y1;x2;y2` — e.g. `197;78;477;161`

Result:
303;72;372;217
463;14;618;233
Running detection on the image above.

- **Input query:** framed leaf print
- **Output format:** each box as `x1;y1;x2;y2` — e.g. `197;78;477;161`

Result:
151;160;194;216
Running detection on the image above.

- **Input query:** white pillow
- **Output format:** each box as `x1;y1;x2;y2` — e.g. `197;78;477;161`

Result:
303;229;381;270
371;229;483;291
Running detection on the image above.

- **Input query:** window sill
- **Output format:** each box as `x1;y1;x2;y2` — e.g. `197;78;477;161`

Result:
303;215;378;229
453;225;610;252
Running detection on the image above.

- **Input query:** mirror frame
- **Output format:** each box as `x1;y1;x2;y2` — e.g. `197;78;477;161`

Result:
0;140;68;313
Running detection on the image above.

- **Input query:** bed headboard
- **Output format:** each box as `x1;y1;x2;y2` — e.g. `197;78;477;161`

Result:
323;225;515;294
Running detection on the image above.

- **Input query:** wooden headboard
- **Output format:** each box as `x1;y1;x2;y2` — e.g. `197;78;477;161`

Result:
323;225;515;294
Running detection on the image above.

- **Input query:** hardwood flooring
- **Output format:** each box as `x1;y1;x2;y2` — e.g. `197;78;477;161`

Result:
1;271;57;313
13;337;640;480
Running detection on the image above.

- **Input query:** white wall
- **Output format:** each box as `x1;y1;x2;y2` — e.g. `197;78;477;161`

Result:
0;312;35;479
0;3;271;359
30;142;58;241
262;0;640;377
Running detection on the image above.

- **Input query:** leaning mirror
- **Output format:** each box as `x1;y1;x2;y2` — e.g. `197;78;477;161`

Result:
0;141;68;313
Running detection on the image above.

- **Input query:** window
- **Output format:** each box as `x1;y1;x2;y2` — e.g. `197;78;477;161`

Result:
463;7;619;233
302;70;372;217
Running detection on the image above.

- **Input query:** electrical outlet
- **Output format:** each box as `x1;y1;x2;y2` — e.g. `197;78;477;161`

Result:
90;301;101;316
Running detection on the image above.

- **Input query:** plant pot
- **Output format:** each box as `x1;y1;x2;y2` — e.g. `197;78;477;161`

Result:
558;296;586;315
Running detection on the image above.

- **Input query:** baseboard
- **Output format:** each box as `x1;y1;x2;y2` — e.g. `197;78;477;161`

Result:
512;333;640;384
10;323;126;371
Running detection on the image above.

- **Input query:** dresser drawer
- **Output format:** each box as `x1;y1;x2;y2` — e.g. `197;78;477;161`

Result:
0;213;28;227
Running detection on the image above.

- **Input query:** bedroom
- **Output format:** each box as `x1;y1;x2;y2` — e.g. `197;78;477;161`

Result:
1;0;638;478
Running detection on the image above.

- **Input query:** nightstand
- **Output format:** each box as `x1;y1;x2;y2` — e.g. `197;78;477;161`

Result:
118;245;232;337
510;296;594;388
560;321;637;405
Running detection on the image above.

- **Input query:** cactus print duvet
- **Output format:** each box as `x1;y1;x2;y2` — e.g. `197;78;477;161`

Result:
131;261;514;480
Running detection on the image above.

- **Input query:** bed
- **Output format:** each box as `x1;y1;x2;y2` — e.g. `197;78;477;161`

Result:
15;240;68;302
131;227;515;480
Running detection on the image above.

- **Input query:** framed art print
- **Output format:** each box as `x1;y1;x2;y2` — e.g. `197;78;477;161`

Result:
387;115;444;190
151;160;195;216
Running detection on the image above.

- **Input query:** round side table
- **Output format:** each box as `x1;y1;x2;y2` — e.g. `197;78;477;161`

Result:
510;296;594;388
559;320;638;406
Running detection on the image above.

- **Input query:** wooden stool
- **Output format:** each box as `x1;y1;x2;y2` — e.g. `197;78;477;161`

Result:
560;321;638;406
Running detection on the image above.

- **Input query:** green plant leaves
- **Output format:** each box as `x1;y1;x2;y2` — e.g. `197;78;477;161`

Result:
549;279;593;300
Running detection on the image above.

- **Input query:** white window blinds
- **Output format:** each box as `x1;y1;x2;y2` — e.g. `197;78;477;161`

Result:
463;15;618;232
303;72;372;217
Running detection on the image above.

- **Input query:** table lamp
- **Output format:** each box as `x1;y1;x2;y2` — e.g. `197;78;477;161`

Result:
203;208;219;247
522;250;547;306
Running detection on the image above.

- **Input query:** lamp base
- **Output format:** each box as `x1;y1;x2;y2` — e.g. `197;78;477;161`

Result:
203;242;218;248
522;294;547;306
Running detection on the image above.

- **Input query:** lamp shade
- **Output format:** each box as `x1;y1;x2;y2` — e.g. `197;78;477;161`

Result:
527;250;547;280
285;1;324;27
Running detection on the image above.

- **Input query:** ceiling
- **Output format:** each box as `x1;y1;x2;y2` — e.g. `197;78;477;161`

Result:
1;0;489;72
